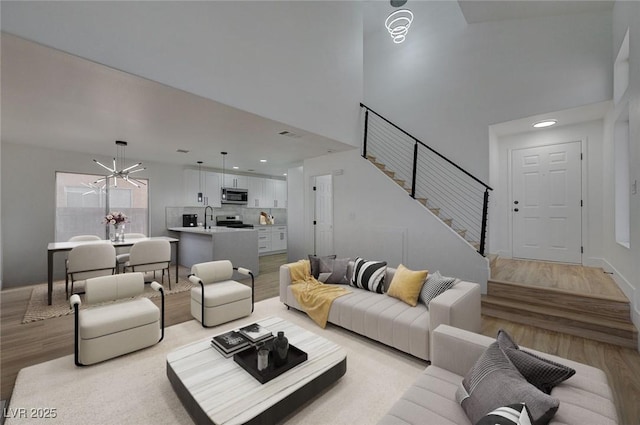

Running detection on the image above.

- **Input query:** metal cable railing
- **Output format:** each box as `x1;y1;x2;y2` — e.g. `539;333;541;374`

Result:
360;103;492;255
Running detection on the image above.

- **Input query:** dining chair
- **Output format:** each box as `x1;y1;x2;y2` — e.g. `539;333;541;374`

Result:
124;239;172;289
66;243;117;297
115;233;147;273
65;235;103;296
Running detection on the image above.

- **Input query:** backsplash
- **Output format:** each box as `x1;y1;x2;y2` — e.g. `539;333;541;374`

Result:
166;206;287;228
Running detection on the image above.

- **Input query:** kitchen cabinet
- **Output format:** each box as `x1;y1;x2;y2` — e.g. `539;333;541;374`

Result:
183;169;221;207
247;176;265;208
222;173;247;189
255;225;287;254
248;177;287;209
256;226;272;254
273;179;287;208
271;226;287;251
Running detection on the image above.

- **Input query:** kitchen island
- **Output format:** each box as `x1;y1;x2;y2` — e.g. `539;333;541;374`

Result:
168;227;259;277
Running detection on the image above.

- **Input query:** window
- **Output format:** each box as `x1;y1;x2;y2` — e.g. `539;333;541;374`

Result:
55;172;148;241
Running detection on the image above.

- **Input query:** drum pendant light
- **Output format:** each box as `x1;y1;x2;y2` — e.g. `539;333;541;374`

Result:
197;161;203;203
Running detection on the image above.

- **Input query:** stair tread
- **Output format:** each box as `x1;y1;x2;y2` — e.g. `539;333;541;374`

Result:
482;295;637;331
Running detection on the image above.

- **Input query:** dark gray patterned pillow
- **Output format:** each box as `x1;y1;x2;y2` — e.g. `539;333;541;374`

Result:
308;254;336;279
318;257;351;284
497;329;575;394
350;257;387;293
419;270;457;308
456;342;559;425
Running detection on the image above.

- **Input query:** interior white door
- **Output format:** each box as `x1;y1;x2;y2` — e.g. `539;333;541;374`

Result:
314;175;334;256
512;141;582;263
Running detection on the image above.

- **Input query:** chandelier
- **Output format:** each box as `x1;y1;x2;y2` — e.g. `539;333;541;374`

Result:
385;0;413;44
93;140;146;188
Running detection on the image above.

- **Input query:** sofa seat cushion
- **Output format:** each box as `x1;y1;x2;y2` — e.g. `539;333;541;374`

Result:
379;366;471;425
550;370;618;425
328;287;430;359
79;298;159;340
191;281;252;307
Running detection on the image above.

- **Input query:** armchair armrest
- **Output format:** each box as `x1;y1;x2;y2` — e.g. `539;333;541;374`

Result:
234;267;254;312
150;281;164;292
150;281;165;342
188;274;203;285
70;294;81;309
236;267;252;276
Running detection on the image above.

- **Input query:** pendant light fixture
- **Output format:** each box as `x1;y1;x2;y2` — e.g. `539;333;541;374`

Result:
93;140;146;188
221;151;227;185
385;0;413;44
197;161;203;203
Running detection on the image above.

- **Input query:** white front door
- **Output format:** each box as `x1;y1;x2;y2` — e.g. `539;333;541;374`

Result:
512;141;582;263
314;175;334;256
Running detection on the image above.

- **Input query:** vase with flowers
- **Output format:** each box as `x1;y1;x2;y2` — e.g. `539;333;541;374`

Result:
104;211;128;242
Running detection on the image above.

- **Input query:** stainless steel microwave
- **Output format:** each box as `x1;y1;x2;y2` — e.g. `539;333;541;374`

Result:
221;187;248;204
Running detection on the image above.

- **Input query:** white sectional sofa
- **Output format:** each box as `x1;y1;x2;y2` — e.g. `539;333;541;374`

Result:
279;261;481;361
378;325;618;425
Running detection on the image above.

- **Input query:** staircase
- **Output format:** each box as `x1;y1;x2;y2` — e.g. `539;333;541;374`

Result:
482;259;638;349
360;103;491;256
366;154;480;251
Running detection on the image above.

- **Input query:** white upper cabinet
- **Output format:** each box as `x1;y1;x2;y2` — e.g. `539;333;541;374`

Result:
247;176;265;208
247;177;287;208
204;172;221;207
183;169;220;207
274;179;287;208
222;173;248;189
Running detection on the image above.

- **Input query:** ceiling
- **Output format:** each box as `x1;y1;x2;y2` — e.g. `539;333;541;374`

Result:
1;34;355;177
457;0;614;24
2;2;615;176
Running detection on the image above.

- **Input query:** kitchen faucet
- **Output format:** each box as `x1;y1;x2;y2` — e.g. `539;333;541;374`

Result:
204;206;214;229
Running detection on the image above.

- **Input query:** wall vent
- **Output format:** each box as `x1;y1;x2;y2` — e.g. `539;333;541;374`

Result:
278;130;301;138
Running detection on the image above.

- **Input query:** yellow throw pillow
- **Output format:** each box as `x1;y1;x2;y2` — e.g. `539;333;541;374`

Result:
387;264;428;307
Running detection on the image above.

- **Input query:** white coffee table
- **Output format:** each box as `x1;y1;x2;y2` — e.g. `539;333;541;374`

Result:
166;317;347;425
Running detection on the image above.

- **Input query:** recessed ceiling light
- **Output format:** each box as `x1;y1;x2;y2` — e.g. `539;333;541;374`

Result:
232;166;239;169
532;119;558;128
260;159;267;163
283;173;287;176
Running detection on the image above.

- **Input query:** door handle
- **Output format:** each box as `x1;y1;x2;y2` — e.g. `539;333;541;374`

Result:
514;208;519;212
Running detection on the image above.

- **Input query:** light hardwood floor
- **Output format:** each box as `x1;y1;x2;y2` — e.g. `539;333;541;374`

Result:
2;254;639;423
491;257;628;300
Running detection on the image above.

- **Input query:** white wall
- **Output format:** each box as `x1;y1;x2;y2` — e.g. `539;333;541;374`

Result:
603;0;640;336
289;149;490;291
1;142;184;287
286;165;305;264
490;120;605;267
363;2;612;182
1;1;363;147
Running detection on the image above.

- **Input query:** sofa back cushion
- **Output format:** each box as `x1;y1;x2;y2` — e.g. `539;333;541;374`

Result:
386;264;428;306
350;257;387;293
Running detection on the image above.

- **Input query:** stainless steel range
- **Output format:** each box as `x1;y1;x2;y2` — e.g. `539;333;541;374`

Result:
215;215;254;228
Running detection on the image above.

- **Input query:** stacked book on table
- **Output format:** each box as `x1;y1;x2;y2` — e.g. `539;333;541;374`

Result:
210;323;273;358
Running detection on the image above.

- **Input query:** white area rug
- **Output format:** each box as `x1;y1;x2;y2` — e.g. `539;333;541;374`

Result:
8;297;427;425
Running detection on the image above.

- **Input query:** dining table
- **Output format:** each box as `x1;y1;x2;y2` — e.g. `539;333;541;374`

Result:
46;236;180;305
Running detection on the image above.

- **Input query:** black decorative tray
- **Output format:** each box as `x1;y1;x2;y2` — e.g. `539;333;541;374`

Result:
233;344;308;384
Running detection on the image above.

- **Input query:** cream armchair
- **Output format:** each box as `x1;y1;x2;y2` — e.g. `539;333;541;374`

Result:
70;272;164;366
188;260;254;327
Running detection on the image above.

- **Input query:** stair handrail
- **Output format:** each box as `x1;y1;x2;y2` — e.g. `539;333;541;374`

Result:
360;103;493;191
360;102;492;256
